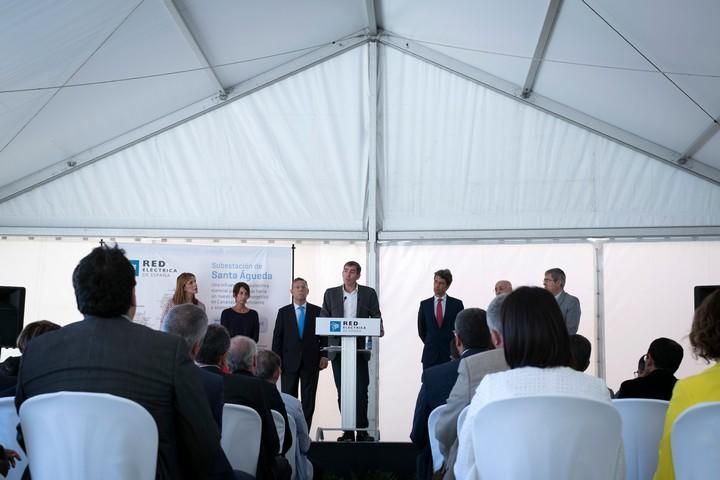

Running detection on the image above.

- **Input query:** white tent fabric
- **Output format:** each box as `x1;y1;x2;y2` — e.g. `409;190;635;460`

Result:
379;47;720;231
0;47;369;232
1;1;719;234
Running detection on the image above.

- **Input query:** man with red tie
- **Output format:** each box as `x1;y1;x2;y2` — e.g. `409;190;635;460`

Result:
418;269;465;370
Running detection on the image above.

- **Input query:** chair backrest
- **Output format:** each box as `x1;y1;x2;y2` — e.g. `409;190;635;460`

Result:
612;398;669;480
271;409;285;454
427;404;447;473
457;404;469;434
222;404;262;476
286;414;297;480
671;401;720;480
0;397;27;480
472;396;623;480
19;391;158;480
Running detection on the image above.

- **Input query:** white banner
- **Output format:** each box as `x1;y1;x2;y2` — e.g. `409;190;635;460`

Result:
121;244;292;350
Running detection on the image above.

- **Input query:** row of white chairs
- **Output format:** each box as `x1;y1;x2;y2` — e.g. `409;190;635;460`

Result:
0;393;301;480
428;397;720;480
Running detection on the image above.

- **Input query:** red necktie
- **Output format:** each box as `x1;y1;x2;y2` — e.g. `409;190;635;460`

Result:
436;298;443;328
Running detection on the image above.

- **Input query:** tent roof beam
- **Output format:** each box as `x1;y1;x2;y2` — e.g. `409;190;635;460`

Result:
365;0;378;36
0;35;368;205
162;0;227;97
521;0;562;99
380;33;720;186
680;118;720;164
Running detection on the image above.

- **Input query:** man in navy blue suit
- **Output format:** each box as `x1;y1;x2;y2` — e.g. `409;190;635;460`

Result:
410;308;493;480
418;269;465;370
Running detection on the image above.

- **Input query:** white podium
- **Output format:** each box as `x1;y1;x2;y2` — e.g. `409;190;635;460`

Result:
316;317;381;436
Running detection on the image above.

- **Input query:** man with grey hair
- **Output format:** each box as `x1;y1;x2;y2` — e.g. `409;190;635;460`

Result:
224;336;291;479
162;305;247;480
411;308;492;480
435;295;511;480
256;350;314;480
543;267;581;334
162;304;223;428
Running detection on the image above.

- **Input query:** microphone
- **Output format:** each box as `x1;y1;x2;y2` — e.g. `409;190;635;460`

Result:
343;296;347;301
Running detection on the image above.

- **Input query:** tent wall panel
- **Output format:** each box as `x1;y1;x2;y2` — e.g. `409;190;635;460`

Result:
380;47;720;232
0;47;369;232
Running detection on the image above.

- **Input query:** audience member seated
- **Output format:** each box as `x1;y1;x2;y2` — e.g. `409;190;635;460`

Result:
162;304;224;430
454;287;617;480
224;336;291;480
0;444;20;477
197;324;232;375
616;338;683;400
655;290;720;479
636;354;647;378
162;303;250;480
0;320;61;396
411;308;495;480
569;334;592;372
256;350;314;480
15;245;221;480
435;297;510;480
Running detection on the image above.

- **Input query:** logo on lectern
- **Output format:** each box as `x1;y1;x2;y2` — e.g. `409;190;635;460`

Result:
330;321;341;332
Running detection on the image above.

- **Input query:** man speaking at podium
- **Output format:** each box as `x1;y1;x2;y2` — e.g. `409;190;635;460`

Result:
320;260;383;442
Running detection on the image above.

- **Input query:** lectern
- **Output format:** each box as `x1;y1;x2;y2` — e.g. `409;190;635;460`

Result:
316;317;381;436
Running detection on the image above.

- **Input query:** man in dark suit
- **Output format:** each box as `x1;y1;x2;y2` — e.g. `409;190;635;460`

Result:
197;323;231;375
320;260;383;442
224;335;291;479
15;245;219;480
616;337;684;400
418;269;465;370
162;304;251;480
272;277;328;428
410;308;493;480
544;267;581;334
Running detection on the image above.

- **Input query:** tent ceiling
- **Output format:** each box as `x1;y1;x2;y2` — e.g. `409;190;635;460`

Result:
1;0;719;212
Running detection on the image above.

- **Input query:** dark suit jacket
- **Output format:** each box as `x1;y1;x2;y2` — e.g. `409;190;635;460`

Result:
320;285;381;360
418;296;465;368
410;348;485;480
197;365;224;431
616;369;678;401
223;370;280;479
15;315;219;480
272;303;326;373
260;377;292;454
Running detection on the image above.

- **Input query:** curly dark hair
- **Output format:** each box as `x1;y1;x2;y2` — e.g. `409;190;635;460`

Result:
690;289;720;362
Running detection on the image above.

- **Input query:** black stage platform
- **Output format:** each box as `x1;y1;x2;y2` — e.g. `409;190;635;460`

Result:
308;441;416;480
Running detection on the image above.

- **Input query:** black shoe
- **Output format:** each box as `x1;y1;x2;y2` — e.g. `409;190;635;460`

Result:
356;431;375;442
337;431;355;442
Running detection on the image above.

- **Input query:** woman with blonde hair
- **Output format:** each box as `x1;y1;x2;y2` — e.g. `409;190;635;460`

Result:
161;272;205;320
654;289;720;479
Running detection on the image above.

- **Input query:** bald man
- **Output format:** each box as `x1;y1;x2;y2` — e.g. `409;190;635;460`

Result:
494;280;512;296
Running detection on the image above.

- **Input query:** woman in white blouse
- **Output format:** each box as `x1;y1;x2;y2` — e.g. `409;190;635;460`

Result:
454;287;616;479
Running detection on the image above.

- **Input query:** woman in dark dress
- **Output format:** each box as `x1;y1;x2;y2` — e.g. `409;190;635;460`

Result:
220;282;259;342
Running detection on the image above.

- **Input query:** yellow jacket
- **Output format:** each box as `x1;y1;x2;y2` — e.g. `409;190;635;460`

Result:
654;362;720;479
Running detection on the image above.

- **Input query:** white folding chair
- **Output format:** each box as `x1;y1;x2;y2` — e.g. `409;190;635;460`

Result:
19;391;157;480
222;404;262;476
457;404;469;435
428;404;447;473
0;397;27;480
472;396;624;480
271;409;286;454
612;398;669;480
285;414;297;480
671;401;720;480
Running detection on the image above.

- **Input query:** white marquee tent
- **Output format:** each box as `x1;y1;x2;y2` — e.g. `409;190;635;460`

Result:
1;0;719;440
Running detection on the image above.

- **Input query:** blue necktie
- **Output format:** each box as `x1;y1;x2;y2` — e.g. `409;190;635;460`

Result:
297;305;305;340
